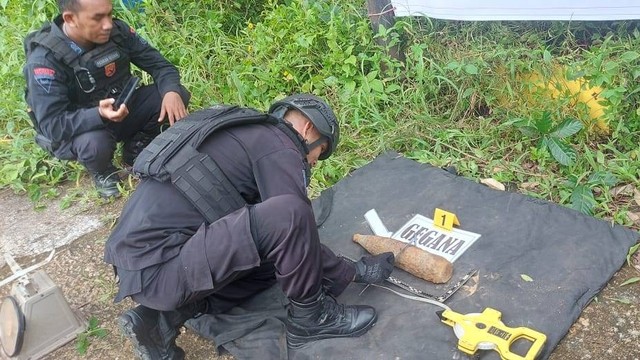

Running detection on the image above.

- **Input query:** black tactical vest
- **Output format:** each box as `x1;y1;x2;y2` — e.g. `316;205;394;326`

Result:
24;18;132;107
133;105;311;224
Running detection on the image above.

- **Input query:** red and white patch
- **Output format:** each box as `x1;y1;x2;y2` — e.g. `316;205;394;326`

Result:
105;62;116;77
33;67;56;93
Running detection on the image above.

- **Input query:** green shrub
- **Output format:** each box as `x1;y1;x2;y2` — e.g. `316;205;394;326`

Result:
0;1;637;225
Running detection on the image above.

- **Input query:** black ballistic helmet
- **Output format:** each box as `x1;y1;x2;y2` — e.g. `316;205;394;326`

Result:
269;93;339;160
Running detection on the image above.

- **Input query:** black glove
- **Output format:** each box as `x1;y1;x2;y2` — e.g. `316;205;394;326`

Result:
353;252;395;284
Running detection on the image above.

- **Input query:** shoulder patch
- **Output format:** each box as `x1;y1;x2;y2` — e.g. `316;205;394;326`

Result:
33;67;56;93
128;26;148;46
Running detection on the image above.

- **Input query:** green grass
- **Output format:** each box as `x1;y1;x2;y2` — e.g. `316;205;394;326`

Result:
1;1;639;228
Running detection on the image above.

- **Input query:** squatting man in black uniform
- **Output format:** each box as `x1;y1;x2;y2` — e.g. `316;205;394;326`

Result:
23;0;190;198
104;94;396;359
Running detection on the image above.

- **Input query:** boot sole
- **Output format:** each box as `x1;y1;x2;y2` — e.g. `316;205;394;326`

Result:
286;313;378;349
118;312;153;360
98;190;122;199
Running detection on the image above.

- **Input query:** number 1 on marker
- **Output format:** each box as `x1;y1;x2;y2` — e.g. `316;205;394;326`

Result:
433;208;460;231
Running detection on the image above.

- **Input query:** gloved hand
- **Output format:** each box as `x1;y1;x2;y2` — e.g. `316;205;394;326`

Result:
353;252;395;284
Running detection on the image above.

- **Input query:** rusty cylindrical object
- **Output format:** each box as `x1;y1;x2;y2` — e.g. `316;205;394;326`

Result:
353;234;453;283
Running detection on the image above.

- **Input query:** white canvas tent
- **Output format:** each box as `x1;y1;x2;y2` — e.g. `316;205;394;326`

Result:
390;0;640;20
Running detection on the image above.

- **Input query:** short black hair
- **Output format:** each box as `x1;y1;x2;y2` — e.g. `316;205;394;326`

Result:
58;0;80;13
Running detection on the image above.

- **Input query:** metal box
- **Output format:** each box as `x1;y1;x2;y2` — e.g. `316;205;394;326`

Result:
1;270;86;360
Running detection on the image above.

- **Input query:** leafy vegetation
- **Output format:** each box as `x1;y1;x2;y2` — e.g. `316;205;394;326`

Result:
514;112;583;166
0;1;638;230
75;316;107;355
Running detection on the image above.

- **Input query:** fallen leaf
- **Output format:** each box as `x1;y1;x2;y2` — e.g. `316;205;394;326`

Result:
620;277;640;286
520;182;540;190
612;297;632;304
579;318;590;327
481;178;506;191
634;256;640;272
520;274;534;282
627;212;640;224
610;184;635;197
634;189;640;206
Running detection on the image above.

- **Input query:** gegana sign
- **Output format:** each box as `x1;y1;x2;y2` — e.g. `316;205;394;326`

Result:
392;214;481;263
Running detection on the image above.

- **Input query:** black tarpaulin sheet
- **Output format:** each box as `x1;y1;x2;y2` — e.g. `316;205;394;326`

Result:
186;152;638;359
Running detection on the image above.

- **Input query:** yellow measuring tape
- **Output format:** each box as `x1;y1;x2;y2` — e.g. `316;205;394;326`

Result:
438;308;547;360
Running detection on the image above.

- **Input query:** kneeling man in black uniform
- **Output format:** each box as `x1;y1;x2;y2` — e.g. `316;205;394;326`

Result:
104;94;395;359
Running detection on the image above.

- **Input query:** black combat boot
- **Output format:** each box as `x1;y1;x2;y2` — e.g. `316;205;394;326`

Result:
286;290;377;349
118;303;204;360
122;132;155;168
91;167;120;198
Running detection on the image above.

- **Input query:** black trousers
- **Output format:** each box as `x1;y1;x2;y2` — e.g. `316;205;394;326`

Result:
129;194;323;312
68;84;190;173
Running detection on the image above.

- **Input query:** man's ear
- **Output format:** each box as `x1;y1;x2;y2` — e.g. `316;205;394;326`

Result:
301;121;314;140
62;11;76;26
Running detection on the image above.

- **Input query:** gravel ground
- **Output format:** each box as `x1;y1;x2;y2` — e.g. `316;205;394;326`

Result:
0;187;638;359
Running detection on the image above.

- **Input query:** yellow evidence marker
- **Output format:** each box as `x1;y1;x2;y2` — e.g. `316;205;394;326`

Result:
438;308;547;360
433;208;460;231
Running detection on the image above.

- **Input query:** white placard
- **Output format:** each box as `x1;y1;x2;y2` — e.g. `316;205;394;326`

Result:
391;214;481;263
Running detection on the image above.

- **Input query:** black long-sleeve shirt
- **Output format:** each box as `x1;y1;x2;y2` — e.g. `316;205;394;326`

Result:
104;120;355;296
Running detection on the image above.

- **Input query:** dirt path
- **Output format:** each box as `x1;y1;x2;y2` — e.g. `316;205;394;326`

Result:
0;188;638;359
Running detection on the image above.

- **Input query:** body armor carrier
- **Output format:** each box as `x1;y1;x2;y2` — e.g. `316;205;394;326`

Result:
133;105;311;224
24;19;132;107
24;19;132;153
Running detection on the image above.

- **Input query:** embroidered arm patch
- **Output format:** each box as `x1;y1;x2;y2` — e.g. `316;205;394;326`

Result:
33;67;56;93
